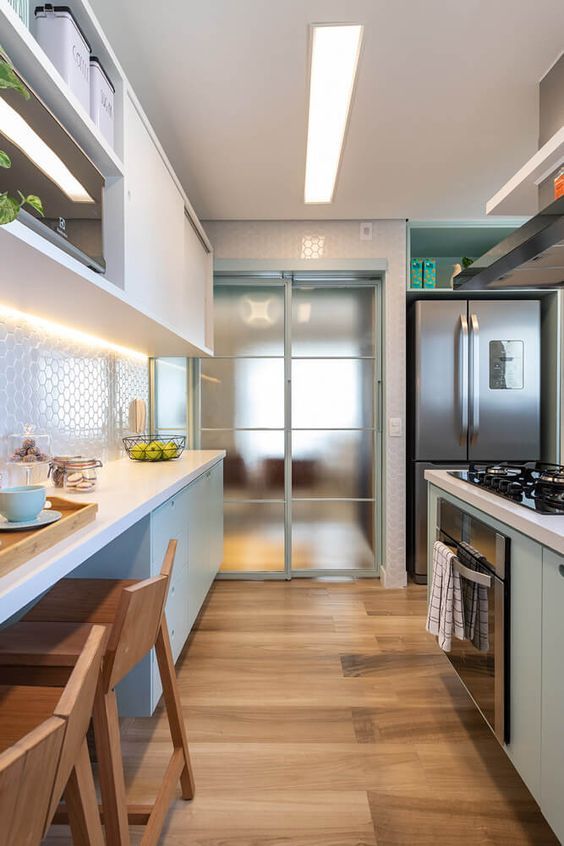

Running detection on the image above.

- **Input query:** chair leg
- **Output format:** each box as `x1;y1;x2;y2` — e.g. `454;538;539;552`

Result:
155;617;195;800
92;680;131;846
64;739;105;846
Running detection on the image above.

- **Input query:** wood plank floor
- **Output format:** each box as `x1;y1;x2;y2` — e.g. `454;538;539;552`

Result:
45;579;559;845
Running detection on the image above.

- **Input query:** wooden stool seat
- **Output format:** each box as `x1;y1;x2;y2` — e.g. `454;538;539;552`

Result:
0;540;193;846
0;684;62;750
24;579;137;625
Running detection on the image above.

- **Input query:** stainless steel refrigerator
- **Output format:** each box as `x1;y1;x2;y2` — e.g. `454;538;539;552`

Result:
407;299;541;583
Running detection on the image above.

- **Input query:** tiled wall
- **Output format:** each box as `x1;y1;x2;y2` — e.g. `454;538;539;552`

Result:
0;313;149;465
204;219;407;588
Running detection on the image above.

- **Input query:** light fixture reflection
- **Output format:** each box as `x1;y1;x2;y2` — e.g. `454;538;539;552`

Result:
242;297;275;325
0;98;95;203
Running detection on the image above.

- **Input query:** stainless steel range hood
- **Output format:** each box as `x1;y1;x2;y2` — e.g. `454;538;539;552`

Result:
454;196;564;290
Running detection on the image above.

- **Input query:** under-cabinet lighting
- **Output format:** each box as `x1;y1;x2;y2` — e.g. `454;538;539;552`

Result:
0;304;147;361
0;98;94;203
304;23;363;204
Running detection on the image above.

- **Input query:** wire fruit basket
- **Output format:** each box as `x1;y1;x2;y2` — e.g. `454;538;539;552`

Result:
123;435;186;462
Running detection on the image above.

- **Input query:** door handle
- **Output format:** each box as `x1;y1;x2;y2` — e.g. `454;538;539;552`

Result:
458;315;469;444
469;313;480;444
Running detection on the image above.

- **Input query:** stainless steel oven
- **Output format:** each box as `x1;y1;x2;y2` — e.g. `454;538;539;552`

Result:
437;498;510;745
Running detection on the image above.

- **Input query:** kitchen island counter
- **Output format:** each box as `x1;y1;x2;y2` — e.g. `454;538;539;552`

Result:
0;450;225;623
425;469;564;555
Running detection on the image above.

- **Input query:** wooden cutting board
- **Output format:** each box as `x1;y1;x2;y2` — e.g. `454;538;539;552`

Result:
0;496;98;579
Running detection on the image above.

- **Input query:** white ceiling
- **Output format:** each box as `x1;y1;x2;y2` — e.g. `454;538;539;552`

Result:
90;0;564;221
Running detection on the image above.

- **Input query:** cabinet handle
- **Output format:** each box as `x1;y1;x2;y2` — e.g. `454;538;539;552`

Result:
559;564;564;578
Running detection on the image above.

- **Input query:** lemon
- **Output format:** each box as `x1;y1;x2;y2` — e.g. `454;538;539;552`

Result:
145;441;163;461
162;441;178;460
129;443;147;461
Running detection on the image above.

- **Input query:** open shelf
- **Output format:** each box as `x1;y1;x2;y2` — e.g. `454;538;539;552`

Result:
0;0;124;177
486;125;564;216
407;220;525;293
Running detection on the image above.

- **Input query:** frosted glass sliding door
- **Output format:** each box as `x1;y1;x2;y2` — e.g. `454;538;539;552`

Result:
198;275;381;576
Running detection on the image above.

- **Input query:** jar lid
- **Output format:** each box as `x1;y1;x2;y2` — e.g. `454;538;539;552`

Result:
51;456;103;469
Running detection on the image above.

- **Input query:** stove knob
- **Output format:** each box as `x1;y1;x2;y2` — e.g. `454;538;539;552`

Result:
498;479;510;492
509;481;523;493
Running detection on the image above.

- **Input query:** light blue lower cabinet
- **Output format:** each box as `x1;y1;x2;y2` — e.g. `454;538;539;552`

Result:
112;461;223;716
541;548;564;844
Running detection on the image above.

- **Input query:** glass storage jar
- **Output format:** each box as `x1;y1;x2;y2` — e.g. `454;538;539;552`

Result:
50;457;103;493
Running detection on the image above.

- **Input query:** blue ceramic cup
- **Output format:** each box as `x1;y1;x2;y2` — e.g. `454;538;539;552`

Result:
0;485;47;523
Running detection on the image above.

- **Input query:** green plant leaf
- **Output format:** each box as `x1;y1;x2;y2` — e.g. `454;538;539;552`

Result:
0;150;10;168
24;194;44;216
0;194;21;225
0;59;29;99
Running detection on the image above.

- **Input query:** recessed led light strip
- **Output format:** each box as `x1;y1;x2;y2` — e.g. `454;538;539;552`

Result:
0;98;94;203
0;304;148;361
304;23;363;204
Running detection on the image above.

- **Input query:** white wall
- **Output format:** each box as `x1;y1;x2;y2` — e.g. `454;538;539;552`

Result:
204;219;407;588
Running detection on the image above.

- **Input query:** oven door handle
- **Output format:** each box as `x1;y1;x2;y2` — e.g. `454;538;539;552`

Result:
453;558;491;588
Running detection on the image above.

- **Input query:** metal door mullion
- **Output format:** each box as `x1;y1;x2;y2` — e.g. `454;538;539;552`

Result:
284;278;293;580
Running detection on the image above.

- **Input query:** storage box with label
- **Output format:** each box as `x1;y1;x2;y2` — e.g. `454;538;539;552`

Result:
410;258;423;289
34;5;91;113
423;259;437;289
89;57;114;146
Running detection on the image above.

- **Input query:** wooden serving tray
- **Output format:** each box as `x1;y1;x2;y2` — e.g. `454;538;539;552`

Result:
0;497;98;579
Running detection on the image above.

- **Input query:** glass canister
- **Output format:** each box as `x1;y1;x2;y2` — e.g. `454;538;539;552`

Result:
7;424;51;486
50;457;103;493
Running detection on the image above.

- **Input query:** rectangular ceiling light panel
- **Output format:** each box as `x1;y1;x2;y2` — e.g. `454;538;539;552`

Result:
304;23;363;204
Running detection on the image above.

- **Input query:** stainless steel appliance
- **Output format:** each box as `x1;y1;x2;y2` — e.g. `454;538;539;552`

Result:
451;461;564;514
0;65;105;271
408;299;540;582
436;497;510;745
454;195;564;290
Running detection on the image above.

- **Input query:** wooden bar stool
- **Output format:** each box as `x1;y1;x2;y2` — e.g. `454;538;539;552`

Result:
0;624;105;846
0;539;194;846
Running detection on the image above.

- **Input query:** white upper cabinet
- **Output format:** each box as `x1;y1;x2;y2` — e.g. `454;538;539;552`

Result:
183;211;213;352
0;0;213;356
123;94;185;330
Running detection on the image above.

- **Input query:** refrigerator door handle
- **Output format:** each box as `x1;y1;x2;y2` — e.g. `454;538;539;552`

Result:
458;315;469;444
469;313;480;444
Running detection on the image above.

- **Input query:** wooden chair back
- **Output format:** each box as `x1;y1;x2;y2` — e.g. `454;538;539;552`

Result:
45;624;106;827
0;716;65;846
104;539;177;690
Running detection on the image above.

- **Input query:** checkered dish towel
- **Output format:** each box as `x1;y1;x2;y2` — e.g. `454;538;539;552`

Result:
426;540;465;652
458;541;490;652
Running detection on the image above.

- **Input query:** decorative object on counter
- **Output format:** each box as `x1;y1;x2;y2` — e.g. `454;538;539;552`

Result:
7;424;51;485
49;456;102;492
0;45;44;225
0;496;97;578
123;435;186;462
422;259;437;288
128;398;147;434
410;258;423;289
7;0;29;27
461;256;474;269
34;5;92;112
89;56;114;146
554;166;564;200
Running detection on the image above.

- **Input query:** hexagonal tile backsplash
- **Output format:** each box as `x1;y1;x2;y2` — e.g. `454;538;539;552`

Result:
0;315;149;463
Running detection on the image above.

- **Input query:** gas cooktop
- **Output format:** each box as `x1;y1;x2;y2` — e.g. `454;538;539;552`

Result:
449;462;564;514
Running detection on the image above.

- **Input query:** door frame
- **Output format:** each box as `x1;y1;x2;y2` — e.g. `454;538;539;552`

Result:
194;262;386;580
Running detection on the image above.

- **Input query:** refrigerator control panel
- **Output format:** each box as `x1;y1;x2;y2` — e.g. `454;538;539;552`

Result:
489;340;524;390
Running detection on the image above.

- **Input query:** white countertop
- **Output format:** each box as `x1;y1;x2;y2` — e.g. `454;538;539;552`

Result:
426;469;564;555
0;451;225;623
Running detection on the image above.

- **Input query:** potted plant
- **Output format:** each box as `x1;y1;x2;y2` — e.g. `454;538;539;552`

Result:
0;46;43;225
